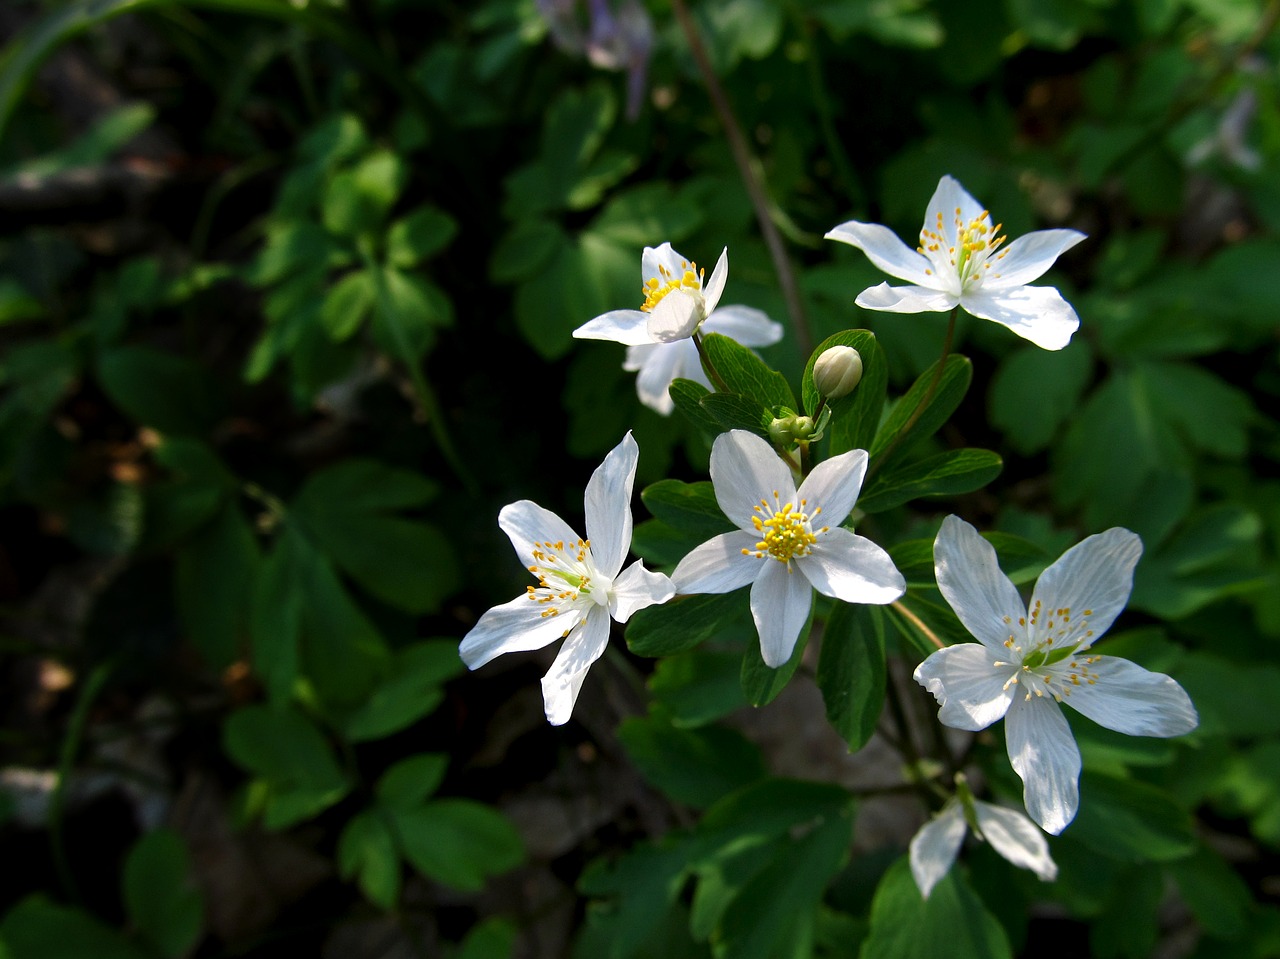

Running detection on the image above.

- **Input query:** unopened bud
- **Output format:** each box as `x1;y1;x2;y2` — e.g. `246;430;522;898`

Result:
768;413;816;446
813;346;863;399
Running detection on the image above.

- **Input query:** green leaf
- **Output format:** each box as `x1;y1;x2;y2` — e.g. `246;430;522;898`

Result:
1168;844;1253;939
338;811;401;910
858;449;1003;513
626;591;747;658
343;641;463;741
576;839;697;959
741;604;813;707
817;604;886;751
376;753;450;810
700;392;771;437
641;480;734;539
97;346;218;436
293;459;459;614
386;207;457;267
869;355;972;466
618;715;766;809
669;378;724;436
222;704;351;830
320;270;375;341
489;219;566;283
801;330;886;453
512;233;633;360
11;102;155;177
1130;504;1263;618
1070;771;1196;863
175;503;259;669
394;800;523;891
716;814;852;959
0;277;44;326
700;332;796;413
589;182;703;247
458;918;518;959
122;829;203;959
696;779;853;847
1139;360;1255;459
322;149;407;235
0;896;148;959
250;221;342;286
859;857;1012;959
989;341;1094;455
649;649;746;727
249;527;305;704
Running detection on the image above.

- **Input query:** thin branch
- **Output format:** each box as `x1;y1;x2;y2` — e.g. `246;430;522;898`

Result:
669;0;813;357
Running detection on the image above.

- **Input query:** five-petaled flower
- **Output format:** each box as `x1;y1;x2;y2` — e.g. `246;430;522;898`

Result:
910;795;1057;899
573;242;731;346
914;515;1198;834
459;433;674;725
622;306;782;414
671;430;905;667
825;175;1086;351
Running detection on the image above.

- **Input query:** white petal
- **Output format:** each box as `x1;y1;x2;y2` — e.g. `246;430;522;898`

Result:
909;804;967;899
1005;694;1081;835
983;229;1086;288
1061;656;1198;737
927;175;986;250
499;500;582;567
934;515;1027;653
795;448;868;528
671;531;761;594
541;608;611;725
584;432;638;578
459;594;582;669
972;801;1057;881
750;559;812;668
626;343;683;414
710;430;796;532
825;221;935;286
856;283;957;314
958;286;1079;351
912;643;1015;731
799;529;904;604
642;242;687;280
702;247;729;315
1029;527;1141;651
646;289;702;342
702;305;783;347
573;309;654;345
609;559;675;623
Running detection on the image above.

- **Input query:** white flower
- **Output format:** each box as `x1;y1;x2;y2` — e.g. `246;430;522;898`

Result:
910;797;1057;899
623;305;782;415
671;430;904;667
913;515;1199;834
573;242;730;346
459;433;674;725
824;175;1086;351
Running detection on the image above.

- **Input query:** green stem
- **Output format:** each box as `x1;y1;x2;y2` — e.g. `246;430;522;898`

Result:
692;331;731;393
50;661;112;905
865;307;957;483
669;0;813;357
362;250;477;494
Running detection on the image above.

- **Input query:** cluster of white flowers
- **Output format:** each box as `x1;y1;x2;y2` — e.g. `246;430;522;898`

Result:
459;175;1198;898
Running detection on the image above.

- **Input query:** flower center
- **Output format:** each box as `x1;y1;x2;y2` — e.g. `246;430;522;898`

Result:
918;207;1008;288
641;260;704;312
993;602;1103;702
741;494;827;564
526;538;608;627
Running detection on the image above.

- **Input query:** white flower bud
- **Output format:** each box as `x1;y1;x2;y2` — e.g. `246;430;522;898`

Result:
813;346;863;399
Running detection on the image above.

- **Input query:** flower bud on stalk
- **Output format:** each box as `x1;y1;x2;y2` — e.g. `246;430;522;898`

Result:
813;346;863;399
